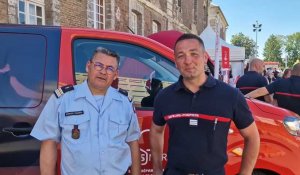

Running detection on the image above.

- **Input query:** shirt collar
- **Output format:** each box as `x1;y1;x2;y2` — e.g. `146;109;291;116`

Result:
74;80;121;101
175;75;217;91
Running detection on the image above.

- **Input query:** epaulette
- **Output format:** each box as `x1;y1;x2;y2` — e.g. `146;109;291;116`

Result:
54;85;74;98
118;88;134;102
118;88;128;97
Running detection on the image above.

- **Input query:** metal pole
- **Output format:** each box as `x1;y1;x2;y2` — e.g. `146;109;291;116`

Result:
253;20;262;57
214;15;220;80
255;21;258;56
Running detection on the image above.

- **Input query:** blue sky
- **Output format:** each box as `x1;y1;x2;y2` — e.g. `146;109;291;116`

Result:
212;0;300;58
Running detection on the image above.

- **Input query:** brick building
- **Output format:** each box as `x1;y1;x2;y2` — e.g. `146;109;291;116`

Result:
0;0;210;35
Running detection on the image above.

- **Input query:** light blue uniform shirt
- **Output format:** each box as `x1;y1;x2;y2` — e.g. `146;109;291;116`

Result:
31;81;141;175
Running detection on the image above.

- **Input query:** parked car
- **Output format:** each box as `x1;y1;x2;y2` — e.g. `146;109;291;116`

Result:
0;24;300;175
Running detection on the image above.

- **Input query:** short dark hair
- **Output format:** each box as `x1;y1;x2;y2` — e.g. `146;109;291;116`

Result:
92;47;120;67
292;63;300;76
174;33;205;51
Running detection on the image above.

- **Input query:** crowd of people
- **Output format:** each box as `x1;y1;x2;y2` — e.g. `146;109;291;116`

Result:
235;58;300;116
245;63;300;116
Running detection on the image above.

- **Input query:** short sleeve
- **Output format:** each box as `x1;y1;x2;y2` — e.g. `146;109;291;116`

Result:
266;80;279;94
233;90;254;129
30;94;61;142
152;93;166;126
125;103;141;142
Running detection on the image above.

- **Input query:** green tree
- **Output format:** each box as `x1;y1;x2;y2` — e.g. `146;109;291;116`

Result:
263;34;284;65
285;32;300;67
230;33;256;60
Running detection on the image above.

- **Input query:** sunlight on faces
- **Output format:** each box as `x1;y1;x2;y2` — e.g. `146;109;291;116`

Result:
86;52;119;95
174;39;207;80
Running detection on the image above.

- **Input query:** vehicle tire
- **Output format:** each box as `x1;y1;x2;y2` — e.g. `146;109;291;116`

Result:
252;171;267;175
252;170;278;175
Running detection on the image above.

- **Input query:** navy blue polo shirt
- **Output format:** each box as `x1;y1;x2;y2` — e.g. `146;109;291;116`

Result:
236;71;268;101
266;75;300;115
153;75;254;174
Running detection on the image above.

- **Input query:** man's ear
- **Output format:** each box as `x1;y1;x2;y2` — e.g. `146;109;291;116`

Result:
113;70;119;80
204;52;208;64
86;61;90;73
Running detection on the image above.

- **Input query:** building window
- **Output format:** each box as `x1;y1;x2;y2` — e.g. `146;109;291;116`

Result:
18;0;44;25
88;0;105;29
130;11;138;34
152;21;161;33
176;0;182;12
193;0;198;24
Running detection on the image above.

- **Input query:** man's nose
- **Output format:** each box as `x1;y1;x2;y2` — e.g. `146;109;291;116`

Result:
99;67;107;74
184;55;193;64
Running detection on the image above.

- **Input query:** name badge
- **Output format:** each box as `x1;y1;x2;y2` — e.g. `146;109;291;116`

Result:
189;119;198;126
65;110;84;116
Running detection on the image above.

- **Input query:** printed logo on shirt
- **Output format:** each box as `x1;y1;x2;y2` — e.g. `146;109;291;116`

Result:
65;110;84;116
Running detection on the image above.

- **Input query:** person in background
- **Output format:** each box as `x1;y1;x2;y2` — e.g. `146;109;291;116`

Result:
150;33;260;175
141;78;163;107
236;58;272;103
228;69;236;87
31;47;141;175
246;63;300;115
283;68;292;79
273;68;280;79
266;68;276;83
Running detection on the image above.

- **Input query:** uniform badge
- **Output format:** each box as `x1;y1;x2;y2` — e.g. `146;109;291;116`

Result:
72;125;80;139
189;119;198;126
54;85;74;98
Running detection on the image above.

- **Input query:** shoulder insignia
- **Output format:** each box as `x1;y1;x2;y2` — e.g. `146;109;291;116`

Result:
118;88;134;102
54;85;74;98
118;88;128;97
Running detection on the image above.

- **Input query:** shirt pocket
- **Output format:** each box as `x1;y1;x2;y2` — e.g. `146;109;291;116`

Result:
108;115;129;143
61;114;90;144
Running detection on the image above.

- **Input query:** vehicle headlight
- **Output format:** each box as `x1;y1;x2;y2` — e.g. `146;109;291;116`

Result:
283;116;300;136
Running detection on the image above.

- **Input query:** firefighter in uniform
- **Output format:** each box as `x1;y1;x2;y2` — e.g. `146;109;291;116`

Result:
150;34;260;175
236;58;272;103
246;63;300;115
31;47;141;175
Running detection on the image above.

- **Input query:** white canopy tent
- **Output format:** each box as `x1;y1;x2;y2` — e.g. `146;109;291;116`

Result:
199;25;245;79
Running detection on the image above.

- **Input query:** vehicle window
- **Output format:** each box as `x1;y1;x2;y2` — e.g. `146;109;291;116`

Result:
73;39;179;107
0;33;45;108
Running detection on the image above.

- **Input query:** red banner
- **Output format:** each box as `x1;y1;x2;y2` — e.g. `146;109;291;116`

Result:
221;46;230;69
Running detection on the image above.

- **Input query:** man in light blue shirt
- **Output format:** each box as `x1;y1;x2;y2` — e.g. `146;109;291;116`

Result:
31;47;141;175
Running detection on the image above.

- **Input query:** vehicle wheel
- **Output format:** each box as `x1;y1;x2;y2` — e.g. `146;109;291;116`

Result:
252;171;267;175
252;170;278;175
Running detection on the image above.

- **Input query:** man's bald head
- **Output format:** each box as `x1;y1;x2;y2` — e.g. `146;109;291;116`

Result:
292;63;300;76
249;58;265;74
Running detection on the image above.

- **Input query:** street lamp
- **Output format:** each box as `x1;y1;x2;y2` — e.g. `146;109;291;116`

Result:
253;20;262;57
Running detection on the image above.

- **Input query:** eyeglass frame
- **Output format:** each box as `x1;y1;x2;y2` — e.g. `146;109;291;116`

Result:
89;60;118;75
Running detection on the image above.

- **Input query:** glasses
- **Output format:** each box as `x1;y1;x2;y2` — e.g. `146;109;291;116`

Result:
90;60;117;75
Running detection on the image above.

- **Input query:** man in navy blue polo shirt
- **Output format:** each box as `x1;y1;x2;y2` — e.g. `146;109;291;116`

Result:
236;58;272;103
150;34;260;175
246;63;300;115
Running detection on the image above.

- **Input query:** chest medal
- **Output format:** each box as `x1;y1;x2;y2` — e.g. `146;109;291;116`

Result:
72;125;80;139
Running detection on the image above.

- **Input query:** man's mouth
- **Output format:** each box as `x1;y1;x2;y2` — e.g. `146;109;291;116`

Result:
97;77;106;81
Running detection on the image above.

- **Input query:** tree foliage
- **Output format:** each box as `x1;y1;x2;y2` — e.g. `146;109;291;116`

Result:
230;33;256;60
263;34;284;65
285;32;300;67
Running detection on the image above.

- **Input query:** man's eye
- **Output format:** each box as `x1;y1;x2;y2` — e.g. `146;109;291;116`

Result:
107;66;115;72
191;53;198;56
95;63;104;68
177;55;184;59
